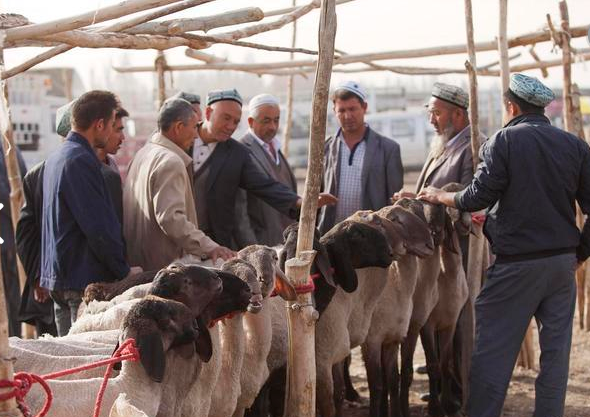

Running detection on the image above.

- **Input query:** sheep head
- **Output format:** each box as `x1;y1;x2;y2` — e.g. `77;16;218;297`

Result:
441;182;472;238
238;245;296;301
222;258;264;314
120;296;203;382
377;206;434;258
347;210;406;260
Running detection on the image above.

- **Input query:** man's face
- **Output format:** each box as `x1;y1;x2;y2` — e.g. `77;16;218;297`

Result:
333;97;367;133
191;103;203;123
94;110;116;149
104;117;125;155
427;97;456;137
206;101;242;142
177;112;199;151
248;104;280;142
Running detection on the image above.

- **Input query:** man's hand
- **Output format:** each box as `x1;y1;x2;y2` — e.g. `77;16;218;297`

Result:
207;246;236;264
417;187;457;207
318;193;338;207
125;266;143;279
392;190;417;202
33;280;49;303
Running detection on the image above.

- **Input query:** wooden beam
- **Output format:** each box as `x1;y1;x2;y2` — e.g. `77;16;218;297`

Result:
285;0;336;416
155;51;167;109
528;47;549;78
498;0;510;120
124;7;264;35
263;0;354;18
3;0;188;43
2;0;214;80
282;0;298;159
560;1;574;133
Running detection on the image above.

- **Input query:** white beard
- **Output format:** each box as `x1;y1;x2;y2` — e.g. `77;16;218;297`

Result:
429;122;455;159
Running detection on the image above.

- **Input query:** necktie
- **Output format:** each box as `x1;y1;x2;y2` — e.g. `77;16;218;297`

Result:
268;141;277;164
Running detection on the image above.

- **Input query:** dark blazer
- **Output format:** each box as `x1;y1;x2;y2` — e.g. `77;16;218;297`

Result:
233;133;298;248
193;138;299;249
318;126;403;234
415;126;476;193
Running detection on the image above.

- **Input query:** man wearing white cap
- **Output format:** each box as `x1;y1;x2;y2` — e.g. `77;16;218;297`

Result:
419;73;590;417
318;80;403;234
234;94;298;247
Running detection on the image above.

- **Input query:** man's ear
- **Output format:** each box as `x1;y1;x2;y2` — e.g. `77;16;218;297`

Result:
205;106;213;121
247;117;254;128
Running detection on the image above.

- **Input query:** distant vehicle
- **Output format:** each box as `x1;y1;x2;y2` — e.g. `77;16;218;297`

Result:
285;109;433;171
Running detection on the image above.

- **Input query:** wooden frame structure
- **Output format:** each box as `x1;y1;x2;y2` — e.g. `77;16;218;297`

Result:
0;0;589;414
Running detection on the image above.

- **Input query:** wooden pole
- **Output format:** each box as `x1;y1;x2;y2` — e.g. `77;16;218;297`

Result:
498;0;510;120
284;0;336;415
560;1;574;132
2;0;215;80
155;51;167;109
282;0;298;159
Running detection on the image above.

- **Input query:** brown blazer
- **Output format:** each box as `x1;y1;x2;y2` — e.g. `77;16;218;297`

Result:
415;126;480;193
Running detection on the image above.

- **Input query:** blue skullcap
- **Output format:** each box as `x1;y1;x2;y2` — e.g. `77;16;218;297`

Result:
334;80;367;102
56;99;76;137
509;73;555;107
206;89;243;106
432;82;469;109
170;91;201;105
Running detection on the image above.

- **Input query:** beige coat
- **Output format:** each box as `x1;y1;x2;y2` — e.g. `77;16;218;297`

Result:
123;132;218;271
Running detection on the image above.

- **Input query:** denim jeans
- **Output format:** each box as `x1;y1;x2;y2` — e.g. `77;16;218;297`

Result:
50;290;83;336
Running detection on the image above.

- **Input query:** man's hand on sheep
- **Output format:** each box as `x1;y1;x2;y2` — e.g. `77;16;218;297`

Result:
295;193;338;209
417;186;457;208
392;190;417;202
208;245;237;263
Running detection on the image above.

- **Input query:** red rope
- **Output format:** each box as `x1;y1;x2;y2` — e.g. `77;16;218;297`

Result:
472;213;486;225
0;338;139;417
271;267;336;296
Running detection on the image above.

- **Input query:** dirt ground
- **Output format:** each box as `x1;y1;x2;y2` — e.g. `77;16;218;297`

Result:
342;320;590;417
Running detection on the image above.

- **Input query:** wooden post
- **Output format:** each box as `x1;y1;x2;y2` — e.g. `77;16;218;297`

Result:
560;1;574;132
282;0;297;159
284;0;336;416
155;51;167;109
497;0;509;120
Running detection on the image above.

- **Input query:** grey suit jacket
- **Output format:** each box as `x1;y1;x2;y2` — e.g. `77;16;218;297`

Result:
415;126;480;193
317;126;403;235
233;133;298;248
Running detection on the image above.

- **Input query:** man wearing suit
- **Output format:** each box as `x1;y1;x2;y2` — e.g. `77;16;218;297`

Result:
318;81;404;235
233;94;298;247
193;89;336;249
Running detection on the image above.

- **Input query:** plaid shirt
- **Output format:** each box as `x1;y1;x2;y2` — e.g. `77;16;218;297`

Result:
334;132;366;223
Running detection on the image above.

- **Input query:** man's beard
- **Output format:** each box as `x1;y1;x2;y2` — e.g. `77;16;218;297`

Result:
430;121;455;159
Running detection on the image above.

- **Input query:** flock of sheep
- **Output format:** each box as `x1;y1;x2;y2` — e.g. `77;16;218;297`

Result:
10;183;480;417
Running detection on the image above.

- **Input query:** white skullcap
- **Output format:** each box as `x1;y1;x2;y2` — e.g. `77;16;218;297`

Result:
334;80;367;102
248;94;280;114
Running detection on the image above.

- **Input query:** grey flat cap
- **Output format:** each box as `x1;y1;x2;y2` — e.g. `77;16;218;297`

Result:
206;88;243;106
170;91;201;105
509;73;555;107
56;99;76;137
432;82;469;109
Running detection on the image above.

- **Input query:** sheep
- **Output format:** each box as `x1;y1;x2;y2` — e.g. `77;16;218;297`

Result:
109;393;149;417
180;265;254;417
83;270;159;303
419;184;471;417
79;283;153;317
25;296;212;417
360;204;434;417
258;218;396;417
69;299;141;334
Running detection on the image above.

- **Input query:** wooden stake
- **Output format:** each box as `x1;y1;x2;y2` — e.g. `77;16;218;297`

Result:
282;0;298;159
559;1;574;132
284;0;336;415
528;47;549;78
498;0;510;120
155;51;167;109
2;0;214;80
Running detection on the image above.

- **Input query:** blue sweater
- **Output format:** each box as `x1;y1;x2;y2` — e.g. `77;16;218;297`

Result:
41;132;129;291
455;114;590;262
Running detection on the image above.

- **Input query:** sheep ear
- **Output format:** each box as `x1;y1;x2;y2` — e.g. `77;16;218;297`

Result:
279;247;287;272
274;268;297;301
326;237;358;293
443;213;459;254
136;331;166;382
194;316;213;363
112;342;122;372
315;243;336;288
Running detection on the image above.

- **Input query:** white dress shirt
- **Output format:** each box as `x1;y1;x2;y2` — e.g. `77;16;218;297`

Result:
192;134;217;173
250;129;281;166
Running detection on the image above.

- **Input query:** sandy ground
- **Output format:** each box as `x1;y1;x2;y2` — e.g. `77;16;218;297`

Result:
342;321;590;417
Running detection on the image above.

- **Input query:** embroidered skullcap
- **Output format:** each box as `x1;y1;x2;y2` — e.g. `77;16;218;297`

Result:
248;94;280;112
334;80;367;102
509;73;555;107
170;91;201;105
206;89;243;106
431;83;469;109
56;99;76;137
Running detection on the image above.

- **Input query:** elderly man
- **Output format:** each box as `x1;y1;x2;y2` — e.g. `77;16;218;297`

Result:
124;99;234;271
419;73;590;417
41;91;135;335
193;89;336;249
233;94;298;247
318;80;403;235
170;91;202;122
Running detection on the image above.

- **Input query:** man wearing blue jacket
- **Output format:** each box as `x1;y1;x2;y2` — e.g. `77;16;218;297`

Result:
41;90;138;336
419;74;590;417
